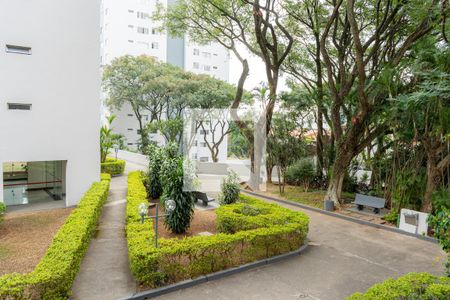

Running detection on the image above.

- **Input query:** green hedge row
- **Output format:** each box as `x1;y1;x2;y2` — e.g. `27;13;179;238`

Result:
0;175;110;299
347;272;450;300
0;203;5;226
126;171;309;287
101;157;125;176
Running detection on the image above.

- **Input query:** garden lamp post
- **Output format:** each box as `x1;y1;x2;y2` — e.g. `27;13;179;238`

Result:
138;199;176;248
114;147;119;160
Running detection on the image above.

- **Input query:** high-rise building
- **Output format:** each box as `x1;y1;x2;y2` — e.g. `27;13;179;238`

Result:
101;0;230;161
0;0;101;210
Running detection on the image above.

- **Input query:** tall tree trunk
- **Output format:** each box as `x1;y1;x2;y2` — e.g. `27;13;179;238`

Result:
266;162;273;184
325;146;353;205
423;165;438;213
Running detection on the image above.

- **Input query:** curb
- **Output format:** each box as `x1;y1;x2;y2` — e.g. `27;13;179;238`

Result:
242;190;437;244
118;242;309;300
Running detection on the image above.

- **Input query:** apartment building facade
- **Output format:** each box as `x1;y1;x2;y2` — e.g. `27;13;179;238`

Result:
0;0;101;209
101;0;230;162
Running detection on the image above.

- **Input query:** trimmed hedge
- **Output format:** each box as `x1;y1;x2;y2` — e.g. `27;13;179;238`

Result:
0;203;5;226
347;272;450;300
126;171;309;287
101;157;125;176
0;175;110;299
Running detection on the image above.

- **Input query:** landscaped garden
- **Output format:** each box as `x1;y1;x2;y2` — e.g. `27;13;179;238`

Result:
125;144;309;288
0;174;111;299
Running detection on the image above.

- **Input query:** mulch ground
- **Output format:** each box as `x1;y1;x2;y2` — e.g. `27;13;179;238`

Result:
147;200;217;239
0;208;73;276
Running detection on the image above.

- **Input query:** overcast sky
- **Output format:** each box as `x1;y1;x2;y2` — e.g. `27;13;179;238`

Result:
228;45;288;92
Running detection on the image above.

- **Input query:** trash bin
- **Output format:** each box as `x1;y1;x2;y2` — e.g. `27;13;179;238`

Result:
324;200;334;211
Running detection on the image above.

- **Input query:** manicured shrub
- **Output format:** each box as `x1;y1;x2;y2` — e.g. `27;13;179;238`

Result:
100;157;125;176
126;172;309;288
147;144;164;199
347;272;450;300
285;159;315;192
100;173;112;182
0;177;110;299
218;170;240;205
159;146;195;234
0;202;5;226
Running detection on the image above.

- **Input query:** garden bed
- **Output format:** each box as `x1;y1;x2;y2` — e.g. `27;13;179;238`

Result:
0;208;73;276
126;171;309;288
148;203;217;239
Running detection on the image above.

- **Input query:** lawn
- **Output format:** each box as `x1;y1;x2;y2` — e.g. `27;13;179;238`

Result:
0;208;72;276
265;183;355;209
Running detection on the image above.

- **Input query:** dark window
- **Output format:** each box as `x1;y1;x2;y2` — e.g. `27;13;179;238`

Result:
7;103;32;110
6;44;31;55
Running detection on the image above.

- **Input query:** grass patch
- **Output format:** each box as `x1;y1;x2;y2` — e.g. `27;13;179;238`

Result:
266;184;355;209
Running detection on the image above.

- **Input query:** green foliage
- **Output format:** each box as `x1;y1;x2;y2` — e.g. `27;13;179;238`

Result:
100;173;112;182
382;210;399;225
431;188;450;213
428;209;450;276
285;159;316;192
159;144;195;234
218;170;240;205
217;194;309;234
146;144;164;199
100;157;126;176
100;115;123;163
147;118;184;145
347;272;450;300
392;170;426;212
0;202;5;226
228;122;250;159
126;172;309;287
0;177;110;299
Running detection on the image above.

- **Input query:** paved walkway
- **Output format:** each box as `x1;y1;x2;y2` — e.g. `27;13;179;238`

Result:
71;169;137;300
154;194;446;300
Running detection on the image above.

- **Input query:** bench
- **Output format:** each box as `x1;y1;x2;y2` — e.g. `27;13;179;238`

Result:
194;191;215;207
354;194;385;214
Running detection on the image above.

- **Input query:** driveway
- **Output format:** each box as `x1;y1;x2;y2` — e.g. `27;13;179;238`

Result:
121;159;446;300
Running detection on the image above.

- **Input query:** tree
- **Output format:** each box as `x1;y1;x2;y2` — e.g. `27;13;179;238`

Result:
103;55;157;152
269;114;306;194
197;110;233;163
156;0;295;189
394;38;450;212
319;0;442;205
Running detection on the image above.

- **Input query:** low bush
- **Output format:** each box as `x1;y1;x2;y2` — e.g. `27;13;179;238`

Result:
101;157;125;176
0;176;110;299
218;170;240;205
126;171;309;287
285;159;315;192
147;144;164;199
0;202;5;226
428;207;450;276
159;149;195;234
347;272;450;300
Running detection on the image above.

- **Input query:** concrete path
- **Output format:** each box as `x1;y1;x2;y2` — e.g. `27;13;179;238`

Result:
154;194;446;300
71;170;137;300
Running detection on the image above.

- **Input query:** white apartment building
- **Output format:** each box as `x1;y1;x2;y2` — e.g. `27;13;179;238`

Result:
101;0;230;161
0;0;101;210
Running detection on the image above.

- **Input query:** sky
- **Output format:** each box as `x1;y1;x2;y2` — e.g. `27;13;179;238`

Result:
228;45;289;92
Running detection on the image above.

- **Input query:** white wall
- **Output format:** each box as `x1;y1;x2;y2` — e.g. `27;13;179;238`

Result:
0;0;101;206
